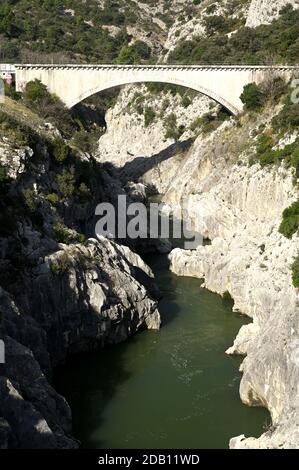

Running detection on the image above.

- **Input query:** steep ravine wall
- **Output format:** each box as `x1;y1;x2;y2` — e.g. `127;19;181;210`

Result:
97;88;299;447
0;128;161;448
161;124;299;448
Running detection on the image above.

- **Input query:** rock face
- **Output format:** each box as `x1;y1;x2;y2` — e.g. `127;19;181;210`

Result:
0;237;160;448
246;0;299;27
97;84;212;169
0;138;31;179
95;69;299;446
157;112;299;447
0;116;161;448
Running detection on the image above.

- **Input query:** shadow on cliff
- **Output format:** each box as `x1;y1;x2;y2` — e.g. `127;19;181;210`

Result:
118;138;193;183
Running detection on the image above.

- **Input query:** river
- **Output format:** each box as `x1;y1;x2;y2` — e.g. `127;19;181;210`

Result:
55;247;269;449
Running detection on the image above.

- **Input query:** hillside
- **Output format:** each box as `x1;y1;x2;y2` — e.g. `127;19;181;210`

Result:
1;0;299;64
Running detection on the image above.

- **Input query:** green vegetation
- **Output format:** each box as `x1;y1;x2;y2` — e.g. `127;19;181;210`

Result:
203;15;242;37
163;113;185;141
241;78;287;111
50;252;71;275
279;201;299;239
47;192;59;206
57;166;75;199
190;108;231;134
71;129;104;154
51;138;69;163
249;85;299;176
144;107;156;127
168;5;299;64
117;41;151;64
292;257;299;288
53;221;72;243
0;0;160;64
0;110;32;146
77;182;91;202
23;79;78;137
272;100;299;133
22;188;38;212
4;82;21;101
253;133;299;173
241;83;265;110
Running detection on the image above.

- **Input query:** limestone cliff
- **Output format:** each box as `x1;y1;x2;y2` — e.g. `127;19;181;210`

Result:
160;114;299;448
246;0;299;28
97;80;299;447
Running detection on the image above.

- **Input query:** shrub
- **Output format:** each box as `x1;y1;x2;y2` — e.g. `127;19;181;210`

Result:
181;95;192;108
23;80;78;137
50;252;70;275
272;101;299;133
52;138;69;163
71;129;103;153
53;222;71;244
144;107;156;127
279;201;299;239
164;113;185;140
190;116;203;132
76;233;86;244
190;108;230;134
117;41;151;64
4;83;21;101
47;193;59;206
262;77;288;104
204;16;234;36
256;134;274;156
292;257;299;288
78;182;91;201
168;7;299;65
23;79;48;103
57;166;75;199
240;83;265;110
22;188;37;212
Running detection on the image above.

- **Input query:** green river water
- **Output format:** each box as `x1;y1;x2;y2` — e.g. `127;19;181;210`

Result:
55;250;269;449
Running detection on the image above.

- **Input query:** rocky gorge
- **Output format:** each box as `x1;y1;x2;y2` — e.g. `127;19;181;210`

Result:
95;80;299;448
0;98;162;448
1;0;299;451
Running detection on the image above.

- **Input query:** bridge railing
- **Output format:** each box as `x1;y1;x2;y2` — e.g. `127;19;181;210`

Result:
9;64;299;71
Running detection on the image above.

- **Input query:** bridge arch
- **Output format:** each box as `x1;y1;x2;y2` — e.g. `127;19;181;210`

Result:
69;78;239;115
13;65;299;116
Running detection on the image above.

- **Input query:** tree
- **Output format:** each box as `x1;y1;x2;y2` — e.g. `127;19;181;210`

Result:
0;2;13;36
279;201;299;239
240;83;265;110
24;79;48;103
144;107;156;127
117;41;151;64
52;139;69;163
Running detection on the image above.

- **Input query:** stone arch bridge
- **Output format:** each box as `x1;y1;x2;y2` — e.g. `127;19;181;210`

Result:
1;64;299;114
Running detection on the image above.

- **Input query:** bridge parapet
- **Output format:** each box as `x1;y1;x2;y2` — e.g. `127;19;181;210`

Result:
12;64;299;72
